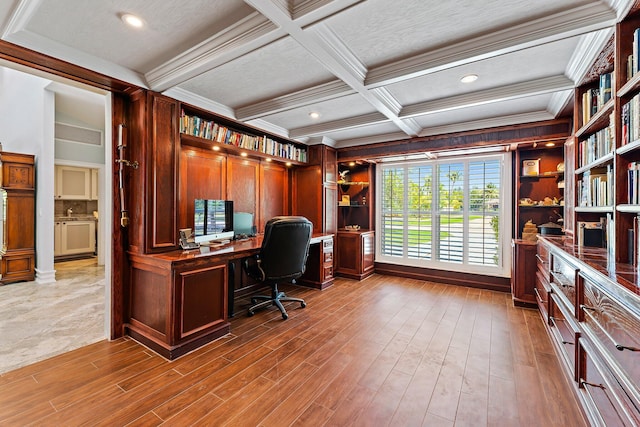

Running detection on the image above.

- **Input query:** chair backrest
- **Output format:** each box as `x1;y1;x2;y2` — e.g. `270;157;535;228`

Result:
259;216;312;282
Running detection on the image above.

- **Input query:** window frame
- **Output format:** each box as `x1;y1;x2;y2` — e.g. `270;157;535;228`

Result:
375;152;513;277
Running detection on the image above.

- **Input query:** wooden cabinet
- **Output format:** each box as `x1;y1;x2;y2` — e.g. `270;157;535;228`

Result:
510;239;537;305
335;230;374;280
91;168;98;200
514;146;564;238
300;235;334;289
537;236;640;425
337;163;374;230
128;252;230;360
0;152;35;284
293;145;337;234
55;165;91;200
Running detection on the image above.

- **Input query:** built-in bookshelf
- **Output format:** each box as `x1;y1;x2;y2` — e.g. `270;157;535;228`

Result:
179;107;307;164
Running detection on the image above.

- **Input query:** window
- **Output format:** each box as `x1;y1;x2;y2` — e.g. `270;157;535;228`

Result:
377;153;512;277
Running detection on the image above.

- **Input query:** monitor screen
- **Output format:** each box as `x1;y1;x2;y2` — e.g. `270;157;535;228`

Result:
194;200;233;242
233;212;254;236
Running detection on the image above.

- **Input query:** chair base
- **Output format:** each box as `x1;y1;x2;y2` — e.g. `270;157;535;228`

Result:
248;288;306;320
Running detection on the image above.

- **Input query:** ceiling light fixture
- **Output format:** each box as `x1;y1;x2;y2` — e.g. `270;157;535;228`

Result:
309;112;320;119
460;74;478;83
121;13;144;28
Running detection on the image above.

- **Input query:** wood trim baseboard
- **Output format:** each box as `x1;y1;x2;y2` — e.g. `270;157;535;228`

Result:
374;262;511;293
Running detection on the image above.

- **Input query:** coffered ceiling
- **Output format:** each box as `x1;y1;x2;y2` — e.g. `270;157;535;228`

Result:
0;0;631;148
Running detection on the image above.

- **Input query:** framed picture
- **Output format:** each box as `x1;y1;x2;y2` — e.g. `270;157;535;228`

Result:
522;159;540;176
339;195;350;206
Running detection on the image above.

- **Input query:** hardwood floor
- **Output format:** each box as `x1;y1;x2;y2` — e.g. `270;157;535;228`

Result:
0;274;586;426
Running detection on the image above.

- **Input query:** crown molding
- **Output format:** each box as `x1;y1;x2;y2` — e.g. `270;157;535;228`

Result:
565;28;613;82
245;118;291;139
365;2;616;88
146;12;283;91
236;80;353;120
400;75;573;118
547;89;573;117
163;87;236;118
418;111;554;138
2;0;41;38
306;135;337;147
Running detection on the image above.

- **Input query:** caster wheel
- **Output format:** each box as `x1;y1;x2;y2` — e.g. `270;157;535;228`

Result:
248;311;254;317
282;312;288;320
301;302;306;308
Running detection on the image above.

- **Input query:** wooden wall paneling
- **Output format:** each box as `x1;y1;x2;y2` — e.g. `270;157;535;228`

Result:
259;162;288;231
293;165;323;233
125;89;147;255
110;93;129;339
227;156;260;223
145;93;179;252
178;147;227;231
564;136;576;239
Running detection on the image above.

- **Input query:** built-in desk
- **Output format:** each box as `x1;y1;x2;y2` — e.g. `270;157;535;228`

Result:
127;233;333;359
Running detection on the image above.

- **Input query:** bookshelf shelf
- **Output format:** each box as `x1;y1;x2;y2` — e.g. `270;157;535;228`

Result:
618;71;640;98
574;152;614;175
179;106;307;164
574;206;614;213
519;172;563;179
616;137;640;155
617;204;640;213
576;98;614;138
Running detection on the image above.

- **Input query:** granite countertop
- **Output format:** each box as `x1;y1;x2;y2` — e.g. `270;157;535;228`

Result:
55;215;98;221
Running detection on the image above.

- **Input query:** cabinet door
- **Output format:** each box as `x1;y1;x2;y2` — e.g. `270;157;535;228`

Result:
54;222;61;256
91;169;98;200
56;166;91;199
61;221;96;255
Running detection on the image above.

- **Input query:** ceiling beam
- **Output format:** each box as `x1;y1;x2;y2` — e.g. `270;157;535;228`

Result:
365;2;617;88
246;0;422;136
400;75;575;118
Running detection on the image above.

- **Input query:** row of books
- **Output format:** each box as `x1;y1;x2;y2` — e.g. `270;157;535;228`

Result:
577;166;613;207
179;110;307;163
629;28;640;81
621;93;640;146
627;161;640;204
581;72;612;125
577;118;614;168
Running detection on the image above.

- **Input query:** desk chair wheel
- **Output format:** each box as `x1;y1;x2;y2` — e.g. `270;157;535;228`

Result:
301;301;307;308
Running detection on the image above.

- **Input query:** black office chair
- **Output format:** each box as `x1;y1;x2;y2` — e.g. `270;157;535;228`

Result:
244;216;312;319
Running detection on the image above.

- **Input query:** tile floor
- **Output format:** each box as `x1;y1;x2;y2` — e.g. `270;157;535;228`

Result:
0;258;105;374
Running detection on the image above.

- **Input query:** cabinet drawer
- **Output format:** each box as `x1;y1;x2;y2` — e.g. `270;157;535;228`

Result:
550;293;579;376
323;238;333;250
535;270;550;320
323;266;333;280
536;241;550;272
323;250;333;264
578;339;640;427
550;254;578;313
581;275;640;403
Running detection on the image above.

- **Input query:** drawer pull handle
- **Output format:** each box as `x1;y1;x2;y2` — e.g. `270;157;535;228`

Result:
581;304;598;312
615;344;640;352
533;288;547;304
562;340;574;345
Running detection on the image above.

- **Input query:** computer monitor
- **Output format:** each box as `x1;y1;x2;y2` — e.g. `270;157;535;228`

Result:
193;199;234;244
233;212;254;237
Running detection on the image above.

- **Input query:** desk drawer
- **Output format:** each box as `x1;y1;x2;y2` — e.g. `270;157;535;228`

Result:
535;269;550;321
581;275;640;403
578;338;640;427
550;293;579;376
550;254;577;313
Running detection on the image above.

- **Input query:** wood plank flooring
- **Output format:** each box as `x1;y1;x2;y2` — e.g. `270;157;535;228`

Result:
0;274;586;426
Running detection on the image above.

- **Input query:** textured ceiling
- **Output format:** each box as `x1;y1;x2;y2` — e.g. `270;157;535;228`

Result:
0;0;629;148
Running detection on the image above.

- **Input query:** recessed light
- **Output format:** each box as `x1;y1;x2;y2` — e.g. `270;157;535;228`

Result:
545;142;556;147
460;74;478;83
286;162;292;167
241;152;248;157
309;112;320;119
349;161;355;166
121;13;144;28
265;158;272;162
212;146;220;151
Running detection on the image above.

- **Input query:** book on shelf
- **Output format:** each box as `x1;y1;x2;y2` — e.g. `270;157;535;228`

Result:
634;28;640;78
179;109;307;163
599;72;612;107
628;161;640;204
578;166;612;207
577;119;614;167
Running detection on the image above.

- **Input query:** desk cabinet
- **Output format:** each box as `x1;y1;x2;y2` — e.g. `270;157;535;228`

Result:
128;252;230;360
300;235;334;289
537;237;640;426
335;230;374;280
511;239;537;305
